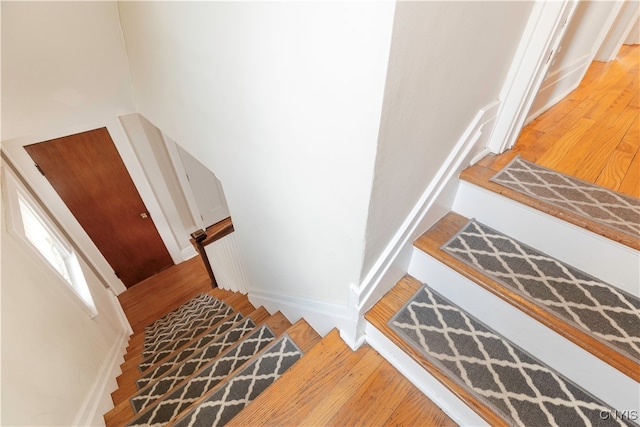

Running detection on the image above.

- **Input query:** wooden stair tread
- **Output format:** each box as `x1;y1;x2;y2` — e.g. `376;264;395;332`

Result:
123;290;253;357
110;305;268;407
163;318;320;427
414;211;639;382
365;275;507;427
106;311;291;427
460;163;640;251
228;328;455;427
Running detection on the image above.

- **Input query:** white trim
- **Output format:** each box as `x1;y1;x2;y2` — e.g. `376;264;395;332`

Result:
109;119;183;264
525;53;592;124
408;249;639;411
345;102;501;347
72;329;129;427
109;287;133;336
182;245;198;261
590;1;627;62
118;114;196;262
2;165;99;317
488;0;575;153
204;232;251;294
365;322;487;427
162;133;206;232
248;288;351;339
453;181;640;297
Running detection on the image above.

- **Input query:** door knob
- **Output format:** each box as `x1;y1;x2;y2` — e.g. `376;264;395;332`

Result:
140;213;148;219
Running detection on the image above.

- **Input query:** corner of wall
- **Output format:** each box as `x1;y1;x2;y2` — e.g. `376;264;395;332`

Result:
349;101;501;344
248;289;352;339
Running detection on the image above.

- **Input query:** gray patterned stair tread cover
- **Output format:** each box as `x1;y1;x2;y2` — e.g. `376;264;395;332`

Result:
172;334;303;427
441;219;640;363
145;293;216;335
136;312;246;390
143;299;228;356
139;306;235;372
389;284;637;426
490;156;640;239
135;316;256;393
144;293;218;345
127;325;277;424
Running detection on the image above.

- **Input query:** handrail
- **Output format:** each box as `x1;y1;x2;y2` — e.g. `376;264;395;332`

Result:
190;217;234;288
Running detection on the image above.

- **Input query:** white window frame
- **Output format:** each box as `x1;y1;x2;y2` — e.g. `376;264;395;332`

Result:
2;165;98;317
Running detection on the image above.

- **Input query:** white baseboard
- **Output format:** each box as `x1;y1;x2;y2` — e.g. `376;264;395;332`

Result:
526;53;591;124
248;289;351;340
365;322;487;427
72;330;129;427
351;102;501;340
408;249;639;411
181;245;198;261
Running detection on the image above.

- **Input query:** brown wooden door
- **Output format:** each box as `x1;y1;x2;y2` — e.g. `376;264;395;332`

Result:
24;127;174;288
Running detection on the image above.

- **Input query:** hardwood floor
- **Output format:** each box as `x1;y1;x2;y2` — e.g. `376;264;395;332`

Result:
118;256;212;334
479;44;640;198
114;257;455;426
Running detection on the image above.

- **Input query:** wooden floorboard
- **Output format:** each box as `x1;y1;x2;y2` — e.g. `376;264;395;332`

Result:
228;329;456;427
118;256;213;334
485;44;639;198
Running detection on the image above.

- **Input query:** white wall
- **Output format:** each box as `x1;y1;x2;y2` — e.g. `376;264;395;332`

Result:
1;177;128;426
527;1;623;121
118;2;396;305
361;1;534;276
0;1;135;141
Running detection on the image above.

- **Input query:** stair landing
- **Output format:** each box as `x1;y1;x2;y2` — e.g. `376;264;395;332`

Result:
228;329;456;427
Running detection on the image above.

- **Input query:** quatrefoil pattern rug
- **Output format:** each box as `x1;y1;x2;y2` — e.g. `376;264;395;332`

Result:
442;219;640;362
128;325;277;425
172;335;302;427
390;285;633;426
490;157;640;239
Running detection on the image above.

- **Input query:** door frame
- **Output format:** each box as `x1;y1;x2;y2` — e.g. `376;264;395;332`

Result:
162;133;207;232
2;116;183;294
487;0;577;154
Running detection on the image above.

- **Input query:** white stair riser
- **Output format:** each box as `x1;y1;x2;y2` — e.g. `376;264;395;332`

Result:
453;181;640;297
408;248;639;411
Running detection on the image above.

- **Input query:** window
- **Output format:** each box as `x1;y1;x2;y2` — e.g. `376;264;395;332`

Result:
3;165;97;317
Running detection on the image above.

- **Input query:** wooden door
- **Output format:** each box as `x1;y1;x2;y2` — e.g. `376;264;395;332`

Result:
24;127;174;287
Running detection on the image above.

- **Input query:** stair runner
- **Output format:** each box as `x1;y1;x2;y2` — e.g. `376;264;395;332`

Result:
369;192;640;427
490;156;640;239
114;293;305;427
389;282;633;427
441;219;640;365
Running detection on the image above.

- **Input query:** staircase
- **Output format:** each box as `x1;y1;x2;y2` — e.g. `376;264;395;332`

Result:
105;155;638;426
105;287;453;426
366;157;640;426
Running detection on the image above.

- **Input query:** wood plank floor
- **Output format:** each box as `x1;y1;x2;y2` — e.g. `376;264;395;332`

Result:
114;257;456;426
228;329;456;427
118;256;212;334
479;44;639;198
